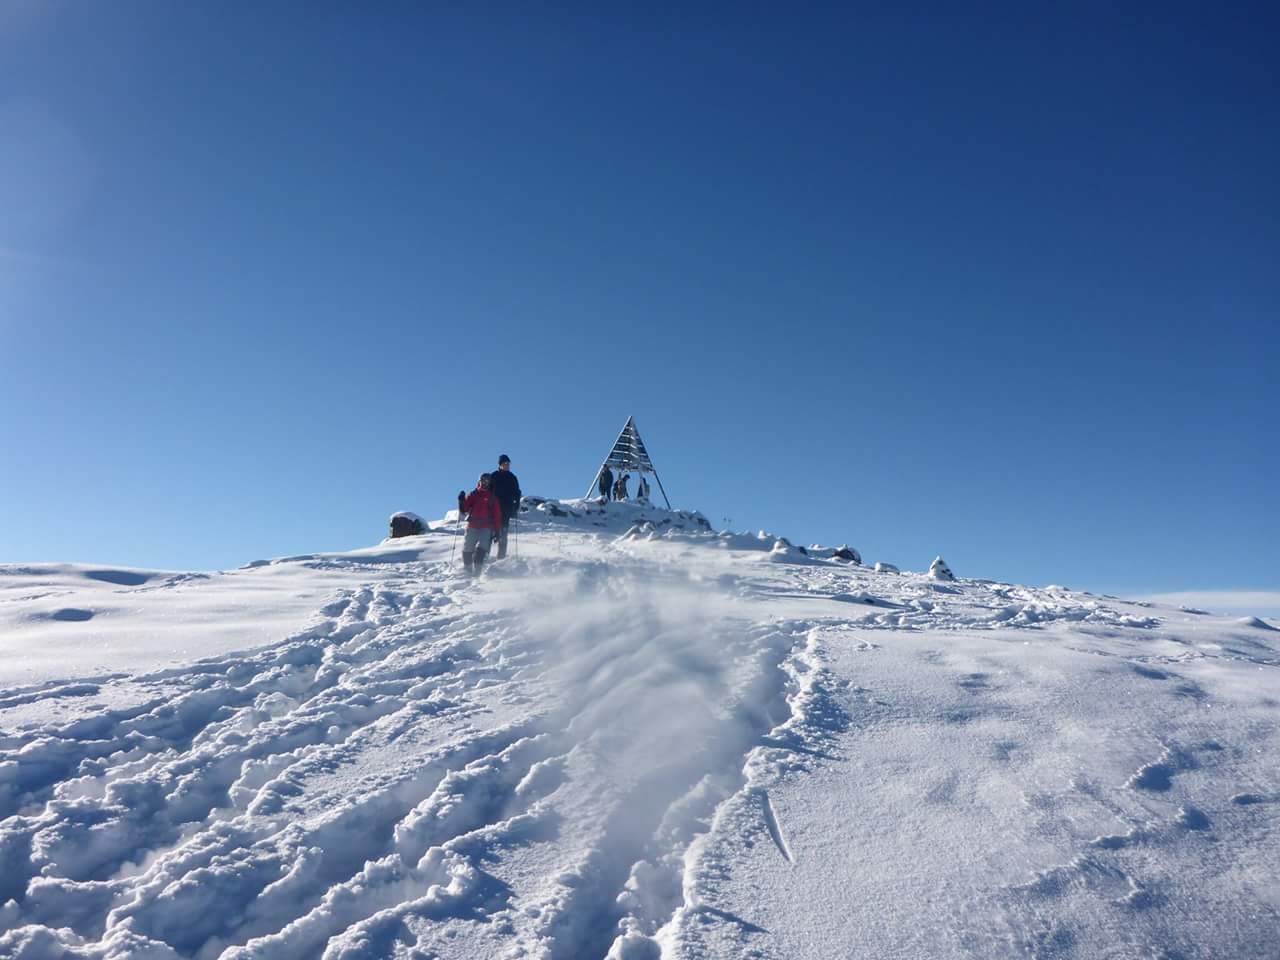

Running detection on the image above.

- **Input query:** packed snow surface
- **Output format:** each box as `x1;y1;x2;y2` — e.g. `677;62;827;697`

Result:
1;497;1277;959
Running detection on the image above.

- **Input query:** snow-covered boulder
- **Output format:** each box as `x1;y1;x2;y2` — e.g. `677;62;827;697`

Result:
929;556;955;581
768;538;811;563
874;561;899;574
389;512;425;538
804;544;857;562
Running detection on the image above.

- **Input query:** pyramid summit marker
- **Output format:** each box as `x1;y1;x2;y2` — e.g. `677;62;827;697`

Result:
586;416;672;509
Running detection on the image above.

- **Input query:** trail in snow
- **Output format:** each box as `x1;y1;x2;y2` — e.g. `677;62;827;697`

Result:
2;498;1278;959
0;533;823;959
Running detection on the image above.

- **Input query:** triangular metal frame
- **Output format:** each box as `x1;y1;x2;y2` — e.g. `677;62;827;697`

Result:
585;416;672;509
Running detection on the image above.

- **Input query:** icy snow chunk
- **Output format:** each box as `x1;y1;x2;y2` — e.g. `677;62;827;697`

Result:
929;556;955;581
874;562;899;574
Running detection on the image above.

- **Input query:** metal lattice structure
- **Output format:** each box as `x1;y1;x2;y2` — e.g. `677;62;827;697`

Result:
585;416;672;509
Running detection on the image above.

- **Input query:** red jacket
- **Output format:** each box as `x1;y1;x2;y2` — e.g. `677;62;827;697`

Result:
463;488;503;530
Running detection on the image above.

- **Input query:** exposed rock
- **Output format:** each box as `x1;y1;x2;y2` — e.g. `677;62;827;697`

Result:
389;512;425;539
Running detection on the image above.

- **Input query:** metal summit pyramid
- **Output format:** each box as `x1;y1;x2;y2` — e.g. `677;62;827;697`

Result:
585;416;671;509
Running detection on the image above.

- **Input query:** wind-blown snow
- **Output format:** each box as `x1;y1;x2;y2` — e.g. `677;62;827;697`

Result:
1;497;1277;959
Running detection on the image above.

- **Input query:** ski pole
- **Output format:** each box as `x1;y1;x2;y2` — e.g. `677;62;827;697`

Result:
449;497;465;566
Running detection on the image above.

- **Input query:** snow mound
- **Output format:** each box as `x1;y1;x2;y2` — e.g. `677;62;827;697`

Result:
929;555;955;581
767;538;811;563
1237;615;1278;630
874;561;899;574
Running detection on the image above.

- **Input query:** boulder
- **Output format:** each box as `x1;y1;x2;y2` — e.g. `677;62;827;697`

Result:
389;512;425;539
833;545;861;564
874;561;899;574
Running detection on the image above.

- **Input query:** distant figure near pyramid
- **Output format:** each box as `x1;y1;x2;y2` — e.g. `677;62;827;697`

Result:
586;416;672;510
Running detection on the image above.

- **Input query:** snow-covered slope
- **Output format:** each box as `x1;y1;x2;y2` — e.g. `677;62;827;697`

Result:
1;497;1277;959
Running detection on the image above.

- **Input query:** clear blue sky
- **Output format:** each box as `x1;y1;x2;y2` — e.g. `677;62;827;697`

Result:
2;3;1276;597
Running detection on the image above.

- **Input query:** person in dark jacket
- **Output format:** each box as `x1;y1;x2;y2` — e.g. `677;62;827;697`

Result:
457;473;503;574
490;454;522;559
598;465;614;503
618;474;630;501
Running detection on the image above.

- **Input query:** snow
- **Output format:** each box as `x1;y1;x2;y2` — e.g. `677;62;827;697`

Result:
1237;615;1277;631
929;555;955;581
1;496;1277;959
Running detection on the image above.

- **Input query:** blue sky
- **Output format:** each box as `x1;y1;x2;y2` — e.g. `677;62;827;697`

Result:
1;3;1276;601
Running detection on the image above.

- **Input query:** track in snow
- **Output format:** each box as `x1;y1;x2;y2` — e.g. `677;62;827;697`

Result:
0;550;825;959
6;516;1277;959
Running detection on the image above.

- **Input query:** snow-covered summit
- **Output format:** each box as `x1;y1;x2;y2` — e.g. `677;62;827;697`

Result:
515;495;714;536
1;496;1277;959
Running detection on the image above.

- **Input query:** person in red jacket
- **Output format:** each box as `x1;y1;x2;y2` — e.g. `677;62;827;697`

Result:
457;473;503;574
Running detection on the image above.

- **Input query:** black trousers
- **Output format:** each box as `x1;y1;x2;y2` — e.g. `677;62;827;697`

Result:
496;506;516;557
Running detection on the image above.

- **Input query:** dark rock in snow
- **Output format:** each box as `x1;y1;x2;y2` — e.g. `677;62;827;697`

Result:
389;512;425;539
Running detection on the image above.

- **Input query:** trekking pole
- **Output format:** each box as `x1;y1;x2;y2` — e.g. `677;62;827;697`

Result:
449;498;464;566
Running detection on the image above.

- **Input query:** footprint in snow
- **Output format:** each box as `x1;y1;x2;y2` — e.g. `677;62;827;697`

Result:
48;607;95;622
1230;793;1268;806
1130;665;1170;680
1127;744;1204;793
